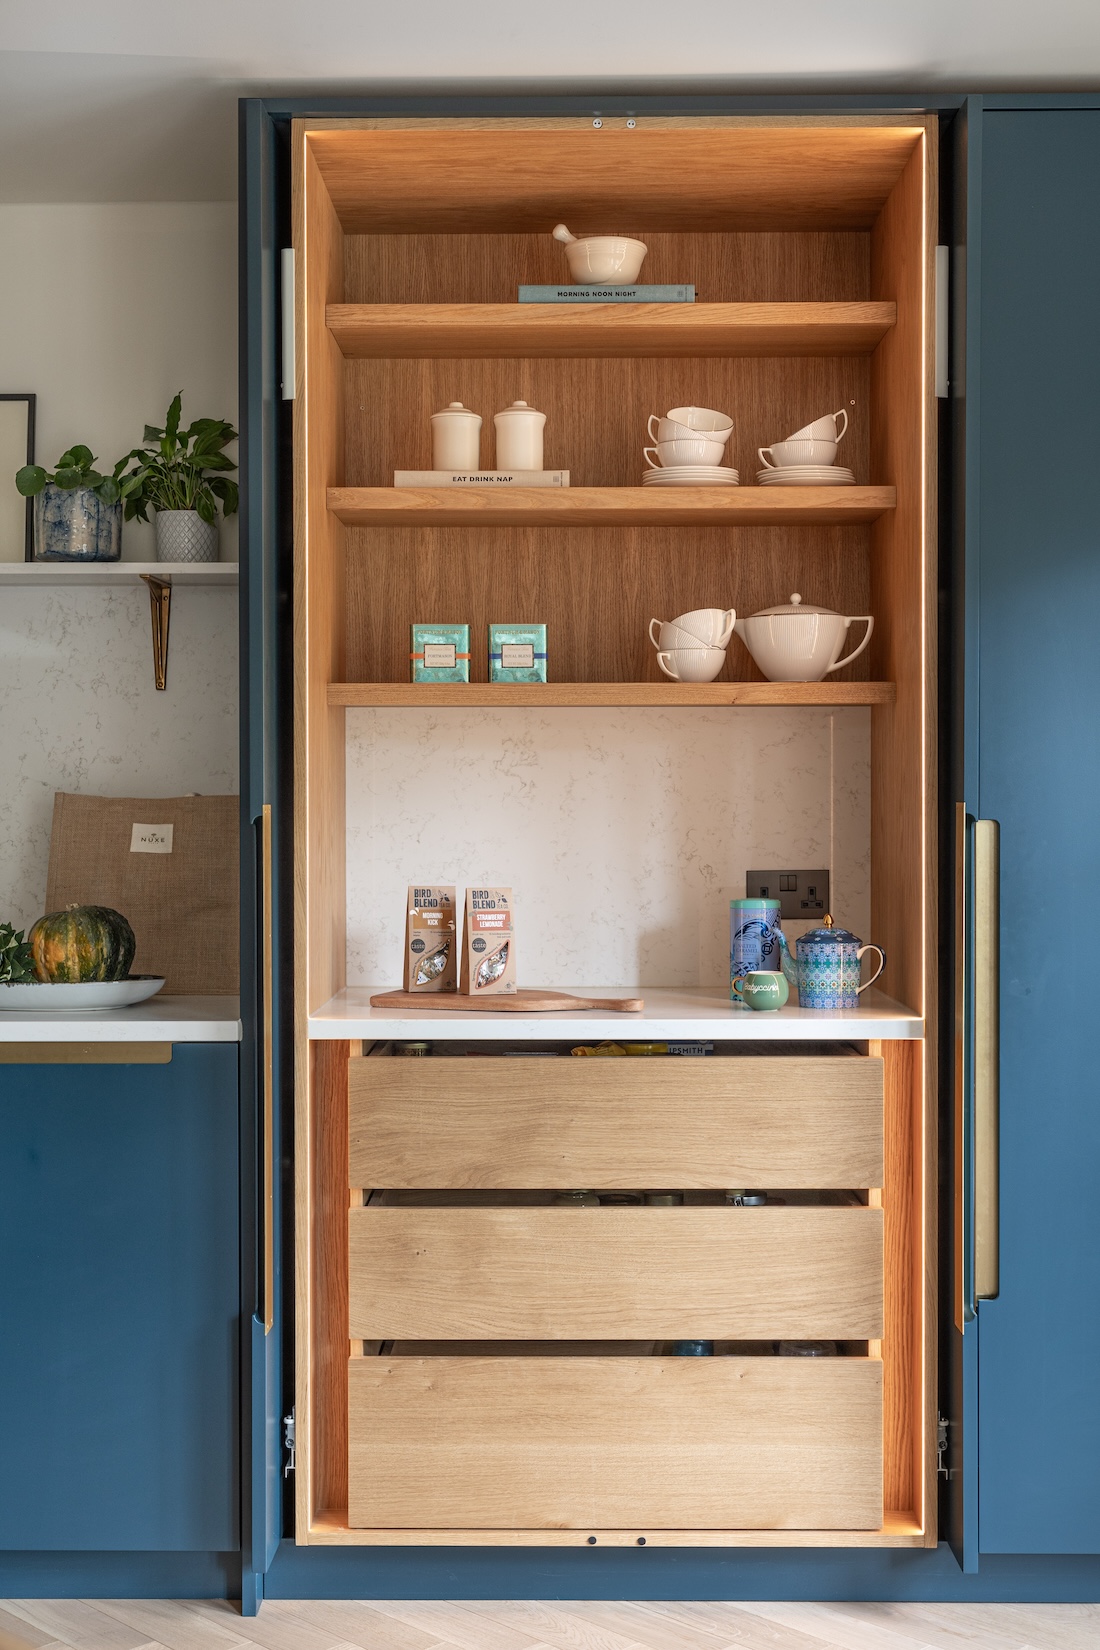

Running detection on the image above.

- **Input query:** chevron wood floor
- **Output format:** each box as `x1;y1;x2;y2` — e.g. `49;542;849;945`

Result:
2;1599;1099;1650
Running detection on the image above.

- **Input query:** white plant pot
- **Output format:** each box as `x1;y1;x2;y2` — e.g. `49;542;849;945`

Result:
155;510;219;564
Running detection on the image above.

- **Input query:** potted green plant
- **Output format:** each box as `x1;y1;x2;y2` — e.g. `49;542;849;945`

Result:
118;392;239;564
15;446;124;561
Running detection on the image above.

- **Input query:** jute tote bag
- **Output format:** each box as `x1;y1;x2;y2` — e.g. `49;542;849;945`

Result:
44;793;239;994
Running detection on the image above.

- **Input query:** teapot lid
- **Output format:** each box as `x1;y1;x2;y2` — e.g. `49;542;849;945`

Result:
799;913;862;946
748;592;841;619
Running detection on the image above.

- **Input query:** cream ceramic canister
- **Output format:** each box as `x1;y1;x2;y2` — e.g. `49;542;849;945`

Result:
431;401;482;471
494;400;546;471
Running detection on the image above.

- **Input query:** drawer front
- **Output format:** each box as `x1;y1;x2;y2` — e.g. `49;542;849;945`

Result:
348;1355;883;1530
349;1054;884;1189
348;1206;883;1340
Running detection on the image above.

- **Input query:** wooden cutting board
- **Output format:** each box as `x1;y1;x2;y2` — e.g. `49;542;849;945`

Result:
368;988;644;1014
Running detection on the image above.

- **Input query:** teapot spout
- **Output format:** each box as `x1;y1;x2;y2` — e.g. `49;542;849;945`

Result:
733;617;746;643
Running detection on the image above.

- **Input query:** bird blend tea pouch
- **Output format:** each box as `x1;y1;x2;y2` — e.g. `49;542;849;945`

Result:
403;885;458;992
460;887;516;994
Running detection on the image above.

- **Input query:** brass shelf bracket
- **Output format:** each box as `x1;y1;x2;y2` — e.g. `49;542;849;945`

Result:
140;573;172;690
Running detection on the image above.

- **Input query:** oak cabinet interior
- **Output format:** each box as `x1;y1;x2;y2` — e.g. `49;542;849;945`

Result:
293;117;937;1546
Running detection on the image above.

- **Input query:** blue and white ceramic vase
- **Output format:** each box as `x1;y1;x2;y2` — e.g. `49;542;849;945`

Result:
781;915;886;1009
730;897;784;1000
34;485;121;561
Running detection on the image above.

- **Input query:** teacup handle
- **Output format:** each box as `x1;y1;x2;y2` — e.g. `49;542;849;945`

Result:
644;446;663;470
824;615;874;673
855;943;885;994
656;651;680;681
648;618;666;649
758;447;777;469
731;974;747;1003
716;608;736;648
833;407;849;444
647;414;662;444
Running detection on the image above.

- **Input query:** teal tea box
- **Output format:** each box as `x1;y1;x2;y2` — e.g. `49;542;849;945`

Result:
489;623;547;683
410;623;470;683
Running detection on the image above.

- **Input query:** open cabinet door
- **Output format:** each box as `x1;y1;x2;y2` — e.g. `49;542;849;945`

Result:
942;94;982;1575
966;102;1100;1560
240;98;292;1615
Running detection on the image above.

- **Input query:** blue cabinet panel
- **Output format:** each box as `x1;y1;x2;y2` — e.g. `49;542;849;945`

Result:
0;1046;239;1551
976;110;1100;1553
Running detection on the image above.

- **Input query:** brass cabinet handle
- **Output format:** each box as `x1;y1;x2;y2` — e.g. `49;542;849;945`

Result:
973;818;1000;1301
954;803;969;1330
261;802;275;1333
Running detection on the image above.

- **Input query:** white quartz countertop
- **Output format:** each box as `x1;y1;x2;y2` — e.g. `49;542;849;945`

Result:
0;995;242;1043
309;986;922;1043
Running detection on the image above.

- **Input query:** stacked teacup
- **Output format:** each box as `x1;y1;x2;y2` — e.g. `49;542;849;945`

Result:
757;408;854;486
649;607;736;682
643;406;738;486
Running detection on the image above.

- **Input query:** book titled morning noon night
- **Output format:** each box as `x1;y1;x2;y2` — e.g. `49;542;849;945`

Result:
518;285;696;303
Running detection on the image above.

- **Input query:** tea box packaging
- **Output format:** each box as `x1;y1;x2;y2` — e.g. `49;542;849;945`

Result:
460;886;516;994
402;885;458;993
410;623;470;683
488;623;547;683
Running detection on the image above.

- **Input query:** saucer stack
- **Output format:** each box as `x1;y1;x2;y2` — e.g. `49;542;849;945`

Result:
756;408;854;487
642;405;738;487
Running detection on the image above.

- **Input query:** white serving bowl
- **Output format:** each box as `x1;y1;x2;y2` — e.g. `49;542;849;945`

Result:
656;646;727;683
760;438;838;468
563;235;648;284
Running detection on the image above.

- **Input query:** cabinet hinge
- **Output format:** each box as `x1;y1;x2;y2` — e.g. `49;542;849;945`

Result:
283;1408;296;1476
281;249;295;402
937;1412;951;1479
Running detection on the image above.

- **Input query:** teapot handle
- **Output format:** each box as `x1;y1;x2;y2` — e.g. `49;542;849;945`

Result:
824;615;874;673
855;944;886;994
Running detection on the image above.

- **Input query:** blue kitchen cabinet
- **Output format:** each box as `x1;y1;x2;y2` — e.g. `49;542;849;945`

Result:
964;106;1100;1555
0;1045;240;1552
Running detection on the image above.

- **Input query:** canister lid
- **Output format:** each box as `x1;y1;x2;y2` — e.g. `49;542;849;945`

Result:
431;401;480;419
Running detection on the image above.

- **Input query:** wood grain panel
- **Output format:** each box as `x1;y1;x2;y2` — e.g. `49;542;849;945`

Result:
308;124;923;233
327;302;896;359
312;1510;923;1546
292;126;349;1539
866;118;938;1543
348;1207;883;1340
348;1053;884;1188
343;522;872;685
342;354;870;489
347;1355;883;1529
307;1039;352;1527
345;226;870;306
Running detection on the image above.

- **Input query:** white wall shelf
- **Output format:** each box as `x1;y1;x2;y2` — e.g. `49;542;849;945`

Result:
0;994;242;1043
0;561;238;587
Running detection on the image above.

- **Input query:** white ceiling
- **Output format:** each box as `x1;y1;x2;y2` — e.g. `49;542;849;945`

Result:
2;1;1100;201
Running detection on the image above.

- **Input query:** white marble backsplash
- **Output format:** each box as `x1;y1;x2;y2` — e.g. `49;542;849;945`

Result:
0;588;239;931
346;707;870;989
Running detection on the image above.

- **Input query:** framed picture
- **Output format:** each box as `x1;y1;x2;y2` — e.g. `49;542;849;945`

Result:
0;393;36;561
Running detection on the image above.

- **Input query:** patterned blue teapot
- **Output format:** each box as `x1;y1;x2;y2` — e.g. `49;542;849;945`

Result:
779;914;886;1010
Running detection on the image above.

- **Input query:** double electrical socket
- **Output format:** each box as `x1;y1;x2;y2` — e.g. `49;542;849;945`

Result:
745;869;830;921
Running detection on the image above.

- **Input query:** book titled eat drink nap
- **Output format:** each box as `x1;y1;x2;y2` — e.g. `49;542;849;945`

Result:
394;471;570;487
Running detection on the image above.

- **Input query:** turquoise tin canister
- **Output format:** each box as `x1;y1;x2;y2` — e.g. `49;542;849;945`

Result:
729;898;784;1000
780;914;886;1010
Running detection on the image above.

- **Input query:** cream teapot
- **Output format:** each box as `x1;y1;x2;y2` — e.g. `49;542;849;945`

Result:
733;593;874;683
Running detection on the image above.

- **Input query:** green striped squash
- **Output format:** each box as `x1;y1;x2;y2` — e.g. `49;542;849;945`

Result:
29;905;136;983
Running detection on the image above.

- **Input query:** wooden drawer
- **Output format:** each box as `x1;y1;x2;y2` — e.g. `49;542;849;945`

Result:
348;1053;883;1189
348;1206;883;1340
348;1354;883;1530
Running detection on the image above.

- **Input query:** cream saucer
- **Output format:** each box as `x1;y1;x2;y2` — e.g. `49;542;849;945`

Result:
643;466;740;486
756;466;854;487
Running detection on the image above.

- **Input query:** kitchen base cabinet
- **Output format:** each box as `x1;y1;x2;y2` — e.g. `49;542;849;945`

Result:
0;1045;240;1553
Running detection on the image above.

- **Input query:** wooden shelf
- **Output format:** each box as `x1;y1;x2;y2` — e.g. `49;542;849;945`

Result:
328;682;895;708
327;301;897;360
328;485;895;528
